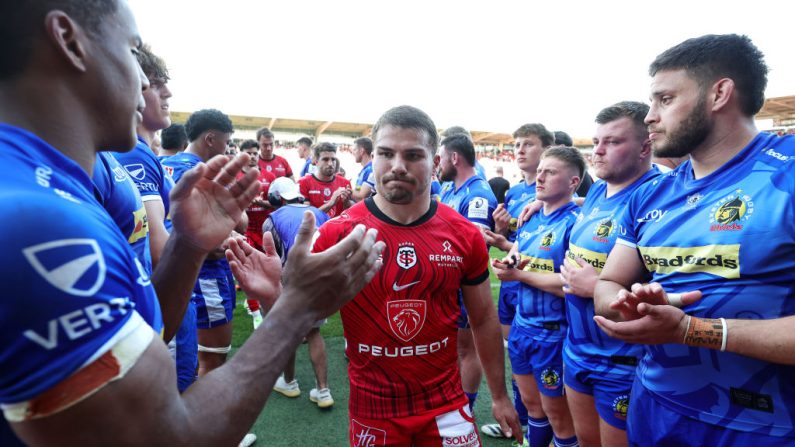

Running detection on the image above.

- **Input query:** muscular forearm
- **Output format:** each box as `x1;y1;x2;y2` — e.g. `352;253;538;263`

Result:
318;199;337;213
469;305;510;401
722;316;795;365
593;279;626;321
151;232;207;341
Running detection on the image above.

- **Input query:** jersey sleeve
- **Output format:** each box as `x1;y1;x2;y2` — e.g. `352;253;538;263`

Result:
615;181;650;249
113;146;165;203
0;194;154;407
298;177;310;198
461;224;490;285
460;194;496;230
282;157;293;177
363;169;375;189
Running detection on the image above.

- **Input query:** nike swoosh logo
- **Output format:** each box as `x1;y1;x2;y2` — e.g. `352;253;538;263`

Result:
392;280;420;292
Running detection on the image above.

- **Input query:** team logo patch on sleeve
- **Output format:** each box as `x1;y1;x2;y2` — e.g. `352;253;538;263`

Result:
387;300;426;342
467;197;489;219
123;163;145;181
23;239;106;296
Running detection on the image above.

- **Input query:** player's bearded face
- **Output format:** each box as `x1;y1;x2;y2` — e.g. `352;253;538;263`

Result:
381;172;422;204
653;94;711;158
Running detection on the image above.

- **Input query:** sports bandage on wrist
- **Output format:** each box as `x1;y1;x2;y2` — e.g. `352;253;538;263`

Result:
683;316;727;351
198;344;232;354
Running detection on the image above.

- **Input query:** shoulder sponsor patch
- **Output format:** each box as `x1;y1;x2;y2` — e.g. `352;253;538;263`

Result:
467;197;489;220
23;239;107;296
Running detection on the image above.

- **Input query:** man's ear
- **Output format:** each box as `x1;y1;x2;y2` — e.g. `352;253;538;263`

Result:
44;11;89;72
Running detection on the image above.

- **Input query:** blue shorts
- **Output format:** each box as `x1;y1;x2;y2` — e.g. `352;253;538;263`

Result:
508;325;564;397
563;356;633;430
628;378;795;446
498;282;519;325
192;265;236;329
174;300;197;392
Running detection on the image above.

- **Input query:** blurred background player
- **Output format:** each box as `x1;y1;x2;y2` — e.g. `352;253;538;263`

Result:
351;136;375;201
257;127;293;179
297;136;315;178
555;130;594;196
158;123;188;158
262;177;333;408
298;142;352;218
488;165;510;204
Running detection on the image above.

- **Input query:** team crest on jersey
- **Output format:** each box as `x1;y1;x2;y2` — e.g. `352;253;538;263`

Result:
350;419;386;447
112;165;128;182
324;187;332;197
163;165;174;177
395;243;417;269
265;165;273;172
540;367;561;389
593;218;615;242
23;239;107;297
612;394;629;420
709;190;754;231
386;300;426;342
685;193;703;210
540;231;556;249
123;163;146;181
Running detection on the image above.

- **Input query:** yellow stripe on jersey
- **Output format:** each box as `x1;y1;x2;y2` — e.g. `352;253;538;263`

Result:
639;245;740;279
566;244;607;273
521;255;555;273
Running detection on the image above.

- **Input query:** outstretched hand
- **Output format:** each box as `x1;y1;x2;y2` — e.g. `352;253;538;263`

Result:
226;233;283;311
280;211;385;320
593;300;690;345
170;153;260;252
607;282;702;321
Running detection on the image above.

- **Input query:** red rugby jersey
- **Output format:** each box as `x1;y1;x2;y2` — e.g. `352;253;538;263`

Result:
298;174;351;218
257;154;293;179
313;199;489;418
243;169;276;250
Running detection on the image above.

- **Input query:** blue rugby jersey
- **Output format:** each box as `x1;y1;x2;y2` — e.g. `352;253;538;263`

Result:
498;181;537;311
114;137;174;232
440;175;498;231
0;124;161;444
563;169;659;377
512;202;579;341
355;161;374;193
93;152;152;276
616;132;795;437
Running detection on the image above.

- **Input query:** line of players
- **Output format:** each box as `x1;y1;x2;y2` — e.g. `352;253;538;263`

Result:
2;2;795;445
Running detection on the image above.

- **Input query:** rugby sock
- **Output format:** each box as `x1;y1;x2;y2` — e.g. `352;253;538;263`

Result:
553;434;579;447
465;392;478;411
527;416;553;447
511;379;529;427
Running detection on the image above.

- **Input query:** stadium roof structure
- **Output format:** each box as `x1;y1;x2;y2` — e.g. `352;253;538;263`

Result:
756;95;795;127
171;94;795;148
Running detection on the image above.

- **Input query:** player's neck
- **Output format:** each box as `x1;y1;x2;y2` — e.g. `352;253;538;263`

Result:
360;155;371;166
373;194;432;225
0;78;98;175
314;173;336;182
453;167;477;189
185;143;215;162
261;153;275;162
689;117;757;179
522;169;537;185
605;164;652;197
542;195;572;215
159;149;180;157
137;127;156;147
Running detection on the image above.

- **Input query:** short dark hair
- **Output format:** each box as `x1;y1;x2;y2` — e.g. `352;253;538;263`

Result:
296;136;313;146
136;44;169;82
185;109;233;142
256;127;274;140
239;139;258;151
553;131;573;147
354;137;373;155
441;126;472;139
372;105;439;155
513;123;555;147
160;124;188;150
542;146;586;180
649;34;768;116
440;134;476;167
313;142;337;160
0;0;118;79
595;101;650;139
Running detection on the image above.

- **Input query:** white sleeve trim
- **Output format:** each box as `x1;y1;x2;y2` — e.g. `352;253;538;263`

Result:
615;238;637;249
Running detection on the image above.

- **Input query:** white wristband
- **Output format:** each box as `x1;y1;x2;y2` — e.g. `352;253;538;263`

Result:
667;293;684;307
720;317;728;352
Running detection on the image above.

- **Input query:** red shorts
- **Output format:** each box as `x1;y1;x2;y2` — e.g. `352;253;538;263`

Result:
349;402;480;447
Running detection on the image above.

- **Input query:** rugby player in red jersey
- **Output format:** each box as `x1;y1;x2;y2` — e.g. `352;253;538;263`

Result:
298;142;353;218
234;105;521;446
